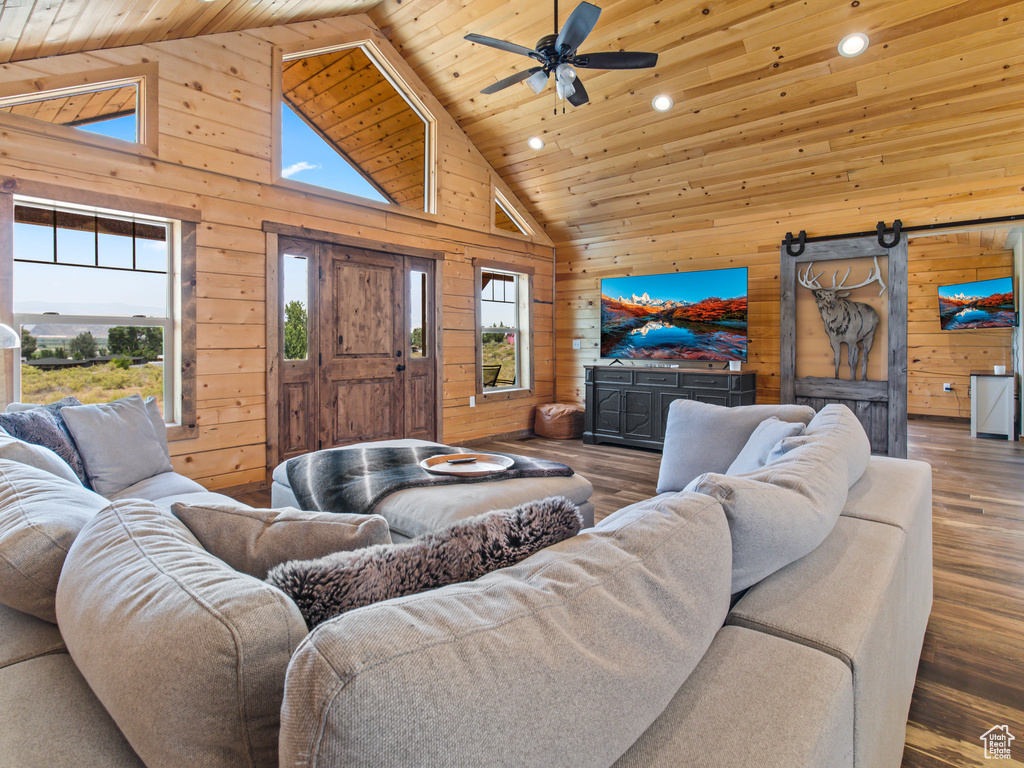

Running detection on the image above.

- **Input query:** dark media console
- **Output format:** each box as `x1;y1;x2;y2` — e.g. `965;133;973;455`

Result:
583;365;756;450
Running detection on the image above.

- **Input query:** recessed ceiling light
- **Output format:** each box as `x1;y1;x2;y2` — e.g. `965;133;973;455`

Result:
838;33;869;57
652;94;674;112
527;136;545;150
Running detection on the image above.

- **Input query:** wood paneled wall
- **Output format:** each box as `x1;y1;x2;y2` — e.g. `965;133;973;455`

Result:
907;234;1014;419
554;189;1024;408
0;15;553;491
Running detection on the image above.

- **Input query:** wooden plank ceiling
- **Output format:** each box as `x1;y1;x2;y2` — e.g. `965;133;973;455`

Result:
1;0;1022;246
282;47;425;209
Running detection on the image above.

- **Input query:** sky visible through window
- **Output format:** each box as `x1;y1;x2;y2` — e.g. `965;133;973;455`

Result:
75;114;137;142
281;104;387;204
13;220;167;317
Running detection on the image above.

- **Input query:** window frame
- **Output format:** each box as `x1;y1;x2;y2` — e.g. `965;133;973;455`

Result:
0;187;197;440
475;261;534;398
0;63;159;157
273;38;437;214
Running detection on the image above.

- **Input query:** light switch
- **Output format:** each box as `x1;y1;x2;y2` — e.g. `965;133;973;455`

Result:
572;339;582;350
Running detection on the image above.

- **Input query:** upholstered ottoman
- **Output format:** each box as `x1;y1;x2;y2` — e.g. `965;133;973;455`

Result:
272;439;595;542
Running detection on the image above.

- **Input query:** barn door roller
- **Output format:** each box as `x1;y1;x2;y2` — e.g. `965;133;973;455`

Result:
783;230;806;257
876;219;902;248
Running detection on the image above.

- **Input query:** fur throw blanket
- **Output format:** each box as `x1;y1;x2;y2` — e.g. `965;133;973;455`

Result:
285;445;574;517
266;496;583;629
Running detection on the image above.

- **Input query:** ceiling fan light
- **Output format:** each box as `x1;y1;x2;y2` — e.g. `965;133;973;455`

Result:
555;63;577;85
526;70;549;94
838;32;869;57
652;94;674;112
527;136;545;150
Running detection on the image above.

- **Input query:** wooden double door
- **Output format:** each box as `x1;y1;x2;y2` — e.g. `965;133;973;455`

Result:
276;236;438;464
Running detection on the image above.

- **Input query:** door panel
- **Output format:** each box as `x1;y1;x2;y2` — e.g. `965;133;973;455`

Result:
282;382;314;456
320;245;404;450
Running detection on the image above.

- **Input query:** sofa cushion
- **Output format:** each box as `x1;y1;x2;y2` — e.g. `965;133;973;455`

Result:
767;403;871;487
278;491;732;768
727;515;910;768
0;426;81;484
0;396;88;485
0;601;66;669
612;625;853;768
268;496;581;627
0;458;109;622
108;470;206;501
0;653;145;768
726;417;806;475
657;401;815;493
687;441;850;593
61;394;174;496
55;500;308;768
171;502;392;579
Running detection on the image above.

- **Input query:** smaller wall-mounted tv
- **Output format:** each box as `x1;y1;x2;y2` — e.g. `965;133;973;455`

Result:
600;267;748;361
937;276;1017;331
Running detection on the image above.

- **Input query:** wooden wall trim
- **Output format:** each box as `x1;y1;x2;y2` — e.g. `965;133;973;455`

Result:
473;256;536;275
262;220;445;261
166;219;197;442
0;176;201;222
265;231;281;480
0;192;12;407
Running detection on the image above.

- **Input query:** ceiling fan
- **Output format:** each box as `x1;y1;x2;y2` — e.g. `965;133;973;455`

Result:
465;0;658;107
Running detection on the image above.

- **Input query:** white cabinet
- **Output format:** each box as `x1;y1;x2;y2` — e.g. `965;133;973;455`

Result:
970;373;1016;440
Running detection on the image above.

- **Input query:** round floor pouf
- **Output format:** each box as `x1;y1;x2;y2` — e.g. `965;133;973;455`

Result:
535;403;585;439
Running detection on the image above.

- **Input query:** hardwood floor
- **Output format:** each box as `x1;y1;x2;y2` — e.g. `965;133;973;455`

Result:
238;419;1024;766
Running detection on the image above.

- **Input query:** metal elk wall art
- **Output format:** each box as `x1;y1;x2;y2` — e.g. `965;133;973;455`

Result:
797;255;888;381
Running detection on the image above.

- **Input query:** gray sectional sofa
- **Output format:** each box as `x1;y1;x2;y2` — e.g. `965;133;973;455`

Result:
0;399;932;768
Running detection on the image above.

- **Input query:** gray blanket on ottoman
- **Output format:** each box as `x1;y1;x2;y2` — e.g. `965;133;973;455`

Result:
285;445;574;516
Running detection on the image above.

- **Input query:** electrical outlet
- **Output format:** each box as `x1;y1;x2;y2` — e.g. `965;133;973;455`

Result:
469;396;476;408
943;383;952;392
572;338;582;350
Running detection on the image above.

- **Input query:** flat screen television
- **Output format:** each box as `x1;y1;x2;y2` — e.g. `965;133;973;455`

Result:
937;276;1017;331
600;267;748;361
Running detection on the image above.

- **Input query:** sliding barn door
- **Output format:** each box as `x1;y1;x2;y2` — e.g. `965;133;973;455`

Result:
781;235;908;457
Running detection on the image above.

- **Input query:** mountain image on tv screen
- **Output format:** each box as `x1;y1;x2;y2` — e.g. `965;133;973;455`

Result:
937;276;1017;331
600;267;748;360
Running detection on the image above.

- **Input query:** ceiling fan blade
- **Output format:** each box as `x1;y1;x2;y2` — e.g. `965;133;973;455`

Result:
464;33;537;59
567;77;589;106
526;69;550;94
572;51;658;69
555;2;601;55
480;67;544;94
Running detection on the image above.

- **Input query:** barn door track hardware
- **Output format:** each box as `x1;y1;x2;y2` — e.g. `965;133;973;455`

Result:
876;219;902;248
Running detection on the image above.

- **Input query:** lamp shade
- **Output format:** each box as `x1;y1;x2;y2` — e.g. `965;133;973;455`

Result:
0;323;19;350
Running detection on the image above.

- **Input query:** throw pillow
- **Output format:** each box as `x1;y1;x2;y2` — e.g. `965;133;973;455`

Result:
765;403;872;487
55;499;307;768
726;417;807;475
0;396;88;485
61;394;173;497
0;426;81;483
0;458;110;622
656;400;816;493
170;503;392;579
268;496;584;628
144;396;171;461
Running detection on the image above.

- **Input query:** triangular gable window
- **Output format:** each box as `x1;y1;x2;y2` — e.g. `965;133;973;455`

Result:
494;190;531;236
280;45;433;211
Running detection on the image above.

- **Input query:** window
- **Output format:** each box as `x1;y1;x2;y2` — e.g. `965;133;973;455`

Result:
279;44;434;212
7;196;194;432
493;189;531;237
282;252;309;361
477;267;531;392
0;78;144;144
410;270;427;358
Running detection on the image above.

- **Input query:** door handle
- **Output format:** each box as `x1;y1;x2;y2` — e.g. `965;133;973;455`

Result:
396;364;406;372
